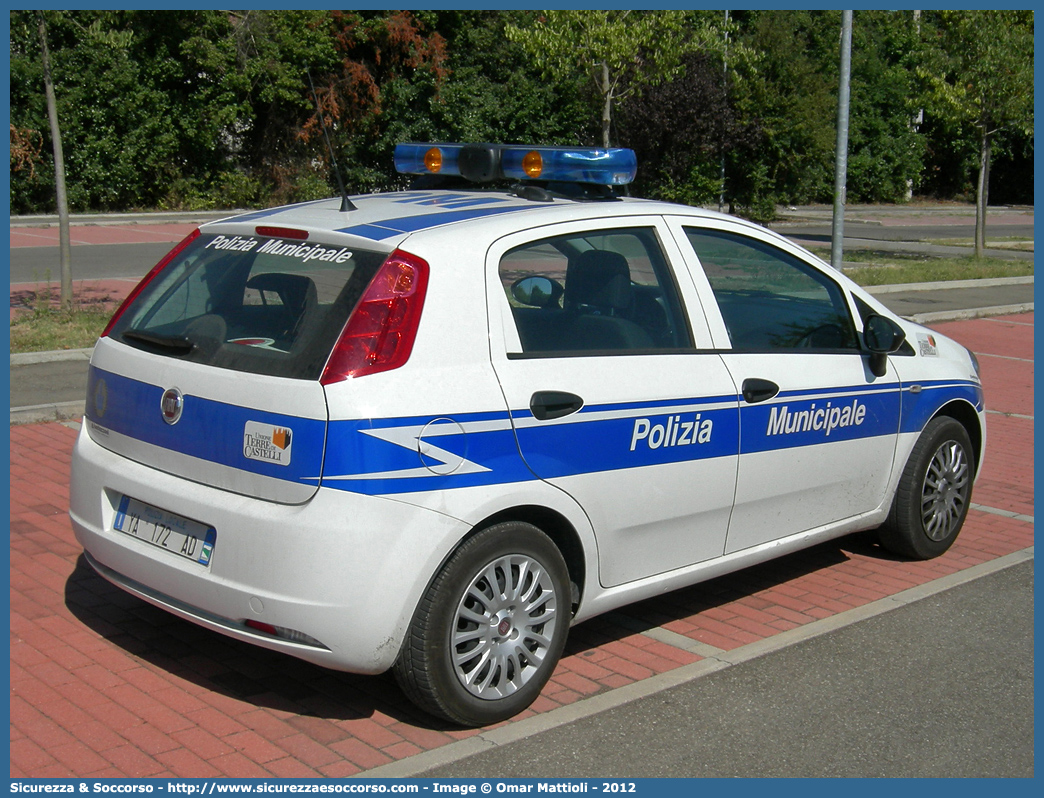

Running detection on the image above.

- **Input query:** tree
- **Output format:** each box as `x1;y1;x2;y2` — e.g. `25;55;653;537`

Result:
728;10;839;211
506;11;722;148
619;51;759;206
38;12;73;310
299;10;449;194
422;11;594;148
919;11;1033;256
845;11;928;203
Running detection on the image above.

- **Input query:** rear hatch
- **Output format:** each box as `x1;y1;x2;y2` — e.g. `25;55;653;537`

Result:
86;224;391;504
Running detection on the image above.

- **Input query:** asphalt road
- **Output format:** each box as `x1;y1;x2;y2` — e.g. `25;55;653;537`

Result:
415;559;1034;778
9;241;175;284
776;219;1035;244
10;352;93;410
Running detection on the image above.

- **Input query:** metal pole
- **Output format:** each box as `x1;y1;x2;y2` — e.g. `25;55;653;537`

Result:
718;10;729;214
907;10;922;201
39;13;73;310
831;10;853;270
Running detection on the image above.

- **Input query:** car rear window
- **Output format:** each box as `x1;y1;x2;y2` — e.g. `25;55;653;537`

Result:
107;232;387;380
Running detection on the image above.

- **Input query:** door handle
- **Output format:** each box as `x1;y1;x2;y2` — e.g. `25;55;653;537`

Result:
742;378;779;404
530;391;584;421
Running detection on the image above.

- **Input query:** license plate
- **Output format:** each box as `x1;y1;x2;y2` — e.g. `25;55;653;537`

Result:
114;496;216;566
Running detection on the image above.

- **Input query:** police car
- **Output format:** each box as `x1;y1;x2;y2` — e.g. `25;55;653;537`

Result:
69;143;984;726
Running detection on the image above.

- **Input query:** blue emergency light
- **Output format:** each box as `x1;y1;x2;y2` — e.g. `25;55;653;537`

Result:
394;143;637;186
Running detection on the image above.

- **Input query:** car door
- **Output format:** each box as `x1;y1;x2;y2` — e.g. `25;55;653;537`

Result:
668;219;903;555
486;217;740;588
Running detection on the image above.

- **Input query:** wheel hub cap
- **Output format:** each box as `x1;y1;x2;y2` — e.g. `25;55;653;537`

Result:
921;440;970;542
452;554;559;700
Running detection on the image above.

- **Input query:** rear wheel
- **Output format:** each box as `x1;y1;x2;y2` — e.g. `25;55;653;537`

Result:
879;416;974;559
394;521;570;726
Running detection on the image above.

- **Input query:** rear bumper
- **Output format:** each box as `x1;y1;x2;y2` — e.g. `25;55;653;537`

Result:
69;425;467;674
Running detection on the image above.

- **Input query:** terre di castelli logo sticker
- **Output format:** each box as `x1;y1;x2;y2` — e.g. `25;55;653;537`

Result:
243;421;293;466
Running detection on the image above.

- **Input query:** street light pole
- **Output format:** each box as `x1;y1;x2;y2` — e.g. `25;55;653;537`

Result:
831;10;853;270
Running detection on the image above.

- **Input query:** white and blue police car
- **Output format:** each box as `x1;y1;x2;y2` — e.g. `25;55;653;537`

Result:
70;143;985;726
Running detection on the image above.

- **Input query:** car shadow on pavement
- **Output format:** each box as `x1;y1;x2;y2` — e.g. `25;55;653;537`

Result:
62;554;444;728
564;533;875;653
63;532;885;732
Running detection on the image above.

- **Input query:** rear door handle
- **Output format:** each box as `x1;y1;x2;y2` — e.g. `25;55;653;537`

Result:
530;391;584;421
742;378;779;404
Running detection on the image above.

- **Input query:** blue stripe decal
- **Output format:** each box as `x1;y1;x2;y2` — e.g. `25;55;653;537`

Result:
515;405;738;481
390;193;511;209
898;380;984;434
321;414;533;495
740;388;900;454
86;366;982;498
86;367;326;485
580;394;737;415
336;205;539;241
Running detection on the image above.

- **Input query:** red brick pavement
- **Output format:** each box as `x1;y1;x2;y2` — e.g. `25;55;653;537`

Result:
10;279;138;323
9;314;1033;778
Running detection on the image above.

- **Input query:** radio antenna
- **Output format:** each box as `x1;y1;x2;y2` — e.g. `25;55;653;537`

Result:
307;70;357;213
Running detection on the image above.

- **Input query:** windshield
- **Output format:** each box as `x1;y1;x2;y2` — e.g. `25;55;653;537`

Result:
108;233;387;380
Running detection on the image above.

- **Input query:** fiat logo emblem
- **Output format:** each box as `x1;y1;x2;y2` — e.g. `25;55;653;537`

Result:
160;388;184;425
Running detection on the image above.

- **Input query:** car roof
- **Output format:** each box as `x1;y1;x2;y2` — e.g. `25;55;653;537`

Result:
201;189;748;251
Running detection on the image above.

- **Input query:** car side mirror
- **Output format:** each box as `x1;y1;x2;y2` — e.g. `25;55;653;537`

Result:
864;314;906;377
511;276;564;308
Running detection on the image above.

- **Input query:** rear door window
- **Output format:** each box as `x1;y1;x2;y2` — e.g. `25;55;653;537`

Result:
108;233;387;380
499;227;692;354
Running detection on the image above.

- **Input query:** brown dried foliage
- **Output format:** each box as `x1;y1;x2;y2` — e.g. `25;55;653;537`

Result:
10;125;43;179
300;11;448;144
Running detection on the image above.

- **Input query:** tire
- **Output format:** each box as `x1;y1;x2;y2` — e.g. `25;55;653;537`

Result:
879;416;974;560
393;521;571;726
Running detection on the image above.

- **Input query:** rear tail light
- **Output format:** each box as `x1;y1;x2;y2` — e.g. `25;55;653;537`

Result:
320;249;430;383
102;228;202;337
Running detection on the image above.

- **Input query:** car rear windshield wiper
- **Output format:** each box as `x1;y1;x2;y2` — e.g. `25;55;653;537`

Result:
120;329;197;357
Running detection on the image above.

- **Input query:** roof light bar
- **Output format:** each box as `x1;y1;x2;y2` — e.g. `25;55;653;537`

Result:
395;144;461;178
394;143;637;186
504;146;636;185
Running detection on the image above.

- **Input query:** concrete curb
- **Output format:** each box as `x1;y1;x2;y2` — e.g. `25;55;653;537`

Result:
10;347;93;366
357;546;1034;778
863;275;1034;294
906;303;1035;325
10;400;86;426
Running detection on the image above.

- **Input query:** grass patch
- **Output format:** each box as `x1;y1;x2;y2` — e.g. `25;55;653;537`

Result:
840;255;1033;286
10;306;111;353
804;247;1034;286
921;237;1034;252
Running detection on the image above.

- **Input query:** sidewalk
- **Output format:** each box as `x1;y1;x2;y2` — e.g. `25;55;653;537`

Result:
9;311;1035;777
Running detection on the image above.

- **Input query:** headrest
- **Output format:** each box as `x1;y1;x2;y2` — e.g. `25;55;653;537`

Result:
566;250;632;311
246;273;317;314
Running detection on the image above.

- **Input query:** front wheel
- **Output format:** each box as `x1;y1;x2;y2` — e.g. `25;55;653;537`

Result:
393;521;570;726
879;416;974;559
